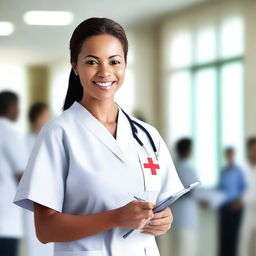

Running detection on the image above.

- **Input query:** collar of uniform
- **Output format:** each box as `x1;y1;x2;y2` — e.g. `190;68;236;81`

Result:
0;117;13;126
0;116;10;123
69;101;132;165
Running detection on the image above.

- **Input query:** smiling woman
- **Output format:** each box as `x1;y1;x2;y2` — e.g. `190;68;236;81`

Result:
14;17;184;256
63;18;128;111
72;34;126;103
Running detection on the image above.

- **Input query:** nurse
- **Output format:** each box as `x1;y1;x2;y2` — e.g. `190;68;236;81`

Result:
14;17;183;256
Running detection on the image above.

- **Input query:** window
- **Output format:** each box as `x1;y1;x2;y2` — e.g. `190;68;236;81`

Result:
166;16;244;188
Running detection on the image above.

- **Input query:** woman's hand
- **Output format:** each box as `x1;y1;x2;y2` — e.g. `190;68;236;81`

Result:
141;207;173;236
116;200;154;230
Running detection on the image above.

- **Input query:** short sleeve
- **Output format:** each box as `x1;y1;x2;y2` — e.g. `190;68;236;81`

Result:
156;134;184;203
5;131;28;174
14;124;68;212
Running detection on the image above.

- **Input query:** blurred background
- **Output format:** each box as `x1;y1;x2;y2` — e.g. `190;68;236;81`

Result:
0;0;255;255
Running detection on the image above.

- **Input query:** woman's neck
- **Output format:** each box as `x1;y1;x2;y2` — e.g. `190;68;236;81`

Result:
79;97;118;124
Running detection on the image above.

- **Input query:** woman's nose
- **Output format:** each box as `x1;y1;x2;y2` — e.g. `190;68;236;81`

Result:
96;63;111;78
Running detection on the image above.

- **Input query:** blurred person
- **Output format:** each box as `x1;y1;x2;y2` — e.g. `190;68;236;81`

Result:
0;91;27;256
27;102;51;152
170;138;199;256
218;147;246;256
239;138;256;256
24;102;53;256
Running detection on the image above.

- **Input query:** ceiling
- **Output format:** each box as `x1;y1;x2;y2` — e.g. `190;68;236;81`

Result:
0;0;210;65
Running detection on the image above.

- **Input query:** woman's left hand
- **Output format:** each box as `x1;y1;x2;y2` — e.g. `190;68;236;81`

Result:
140;207;173;236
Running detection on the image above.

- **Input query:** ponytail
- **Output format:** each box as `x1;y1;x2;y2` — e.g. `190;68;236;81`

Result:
63;69;83;111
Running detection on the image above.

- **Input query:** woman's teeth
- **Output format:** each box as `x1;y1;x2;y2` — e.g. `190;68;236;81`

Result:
93;81;115;90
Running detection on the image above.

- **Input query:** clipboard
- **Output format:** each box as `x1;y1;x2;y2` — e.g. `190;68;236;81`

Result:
123;181;201;238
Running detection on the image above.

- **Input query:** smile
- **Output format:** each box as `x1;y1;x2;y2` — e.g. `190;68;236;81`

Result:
93;81;116;90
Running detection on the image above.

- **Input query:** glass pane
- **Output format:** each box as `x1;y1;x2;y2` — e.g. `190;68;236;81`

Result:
195;26;216;63
115;68;135;114
194;68;217;187
168;71;192;147
221;62;244;165
220;17;244;58
0;64;27;132
170;31;192;68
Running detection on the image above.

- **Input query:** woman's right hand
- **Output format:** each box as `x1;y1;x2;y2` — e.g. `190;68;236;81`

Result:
115;200;154;230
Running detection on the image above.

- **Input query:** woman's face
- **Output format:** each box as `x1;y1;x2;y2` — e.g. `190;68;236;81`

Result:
73;34;126;102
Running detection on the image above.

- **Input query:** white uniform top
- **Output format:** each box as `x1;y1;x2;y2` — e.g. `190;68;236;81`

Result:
0;117;27;238
14;102;183;256
243;164;256;207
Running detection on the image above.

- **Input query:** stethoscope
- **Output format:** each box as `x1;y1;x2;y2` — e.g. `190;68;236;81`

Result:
120;108;159;161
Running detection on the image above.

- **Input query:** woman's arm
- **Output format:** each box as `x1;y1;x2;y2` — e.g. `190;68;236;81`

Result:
34;201;154;243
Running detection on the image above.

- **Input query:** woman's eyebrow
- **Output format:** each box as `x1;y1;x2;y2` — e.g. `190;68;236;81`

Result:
84;54;122;59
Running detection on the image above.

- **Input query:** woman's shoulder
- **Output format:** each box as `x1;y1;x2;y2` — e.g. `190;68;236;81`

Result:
39;110;72;138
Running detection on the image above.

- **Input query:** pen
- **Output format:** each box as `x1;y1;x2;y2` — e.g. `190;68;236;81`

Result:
134;196;146;201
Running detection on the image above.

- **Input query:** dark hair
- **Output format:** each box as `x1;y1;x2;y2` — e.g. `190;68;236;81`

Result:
247;137;256;149
28;102;48;124
0;91;18;116
176;138;192;158
63;17;129;110
225;146;234;154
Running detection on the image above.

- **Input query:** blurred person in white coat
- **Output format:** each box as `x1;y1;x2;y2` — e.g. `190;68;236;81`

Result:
239;138;256;256
24;102;53;256
171;138;199;256
0;91;28;256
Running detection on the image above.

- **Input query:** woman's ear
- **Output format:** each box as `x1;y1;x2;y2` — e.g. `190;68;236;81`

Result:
71;62;78;76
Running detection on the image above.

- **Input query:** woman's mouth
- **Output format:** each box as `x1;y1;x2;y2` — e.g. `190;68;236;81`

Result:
93;81;116;90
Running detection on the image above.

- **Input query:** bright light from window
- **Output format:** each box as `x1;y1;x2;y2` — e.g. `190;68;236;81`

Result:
0;22;14;36
168;71;192;146
194;68;217;188
196;26;216;63
220;17;244;58
170;31;192;68
221;62;244;165
24;11;73;26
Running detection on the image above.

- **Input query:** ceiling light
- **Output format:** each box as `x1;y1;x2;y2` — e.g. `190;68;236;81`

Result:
0;22;14;36
24;11;73;26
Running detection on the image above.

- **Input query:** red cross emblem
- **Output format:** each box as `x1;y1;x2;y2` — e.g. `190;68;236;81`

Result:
143;157;160;175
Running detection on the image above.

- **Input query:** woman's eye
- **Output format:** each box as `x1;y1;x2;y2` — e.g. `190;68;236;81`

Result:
110;60;120;65
86;60;97;65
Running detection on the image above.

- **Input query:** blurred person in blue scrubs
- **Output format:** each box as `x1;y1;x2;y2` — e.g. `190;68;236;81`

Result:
0;91;28;256
171;138;199;256
24;102;53;256
218;147;246;256
239;138;256;256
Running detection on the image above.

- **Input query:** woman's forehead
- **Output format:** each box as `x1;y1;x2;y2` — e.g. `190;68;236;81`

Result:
79;34;124;58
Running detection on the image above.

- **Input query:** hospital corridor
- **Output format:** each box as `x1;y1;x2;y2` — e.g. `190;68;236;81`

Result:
0;0;256;255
